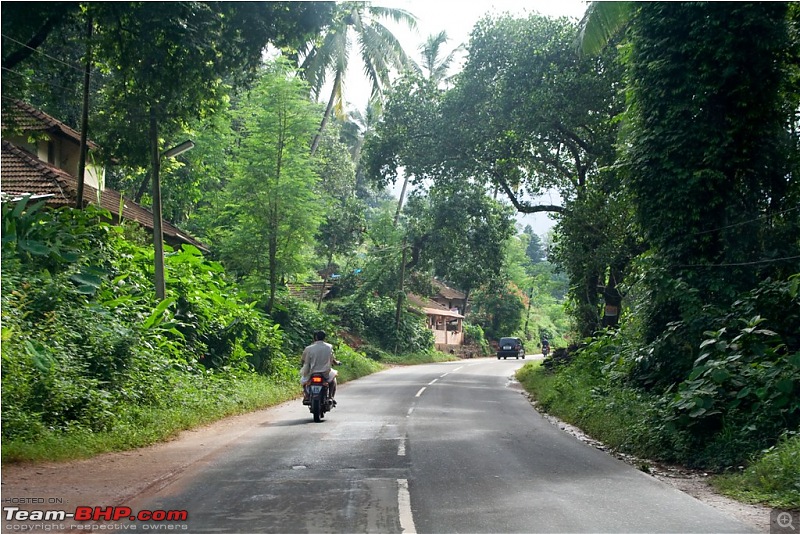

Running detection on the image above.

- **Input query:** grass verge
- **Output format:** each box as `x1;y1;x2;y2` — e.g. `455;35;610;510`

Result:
711;432;800;510
1;375;299;464
1;347;449;464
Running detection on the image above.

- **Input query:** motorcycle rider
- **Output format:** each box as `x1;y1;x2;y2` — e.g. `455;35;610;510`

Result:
541;336;550;356
301;330;339;403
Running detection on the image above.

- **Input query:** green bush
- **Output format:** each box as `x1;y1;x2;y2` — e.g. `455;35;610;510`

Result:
523;274;800;472
269;293;335;356
326;294;434;354
1;200;289;444
463;322;490;355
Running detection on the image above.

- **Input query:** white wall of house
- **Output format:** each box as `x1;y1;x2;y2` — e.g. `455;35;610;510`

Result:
6;133;104;190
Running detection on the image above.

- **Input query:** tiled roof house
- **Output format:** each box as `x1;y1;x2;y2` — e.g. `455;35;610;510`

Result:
1;101;207;251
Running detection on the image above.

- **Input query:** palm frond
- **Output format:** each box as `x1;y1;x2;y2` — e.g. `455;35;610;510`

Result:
576;1;634;57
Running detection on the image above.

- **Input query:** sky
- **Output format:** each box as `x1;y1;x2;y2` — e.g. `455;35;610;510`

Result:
343;0;590;237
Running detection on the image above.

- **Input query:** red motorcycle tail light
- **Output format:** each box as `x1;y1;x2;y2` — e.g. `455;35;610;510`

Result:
311;376;324;384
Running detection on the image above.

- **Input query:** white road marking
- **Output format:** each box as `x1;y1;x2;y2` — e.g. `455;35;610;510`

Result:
428;378;438;385
407;407;414;416
397;478;416;534
415;387;426;397
398;439;406;456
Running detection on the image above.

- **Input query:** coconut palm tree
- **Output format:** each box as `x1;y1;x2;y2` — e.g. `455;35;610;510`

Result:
300;2;417;156
418;30;463;87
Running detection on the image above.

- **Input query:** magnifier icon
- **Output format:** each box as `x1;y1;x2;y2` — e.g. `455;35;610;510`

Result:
778;512;796;530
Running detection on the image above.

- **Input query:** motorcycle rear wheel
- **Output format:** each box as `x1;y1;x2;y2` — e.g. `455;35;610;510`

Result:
312;398;322;422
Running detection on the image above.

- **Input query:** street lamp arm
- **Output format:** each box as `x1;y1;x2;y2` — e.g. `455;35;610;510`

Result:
162;140;195;159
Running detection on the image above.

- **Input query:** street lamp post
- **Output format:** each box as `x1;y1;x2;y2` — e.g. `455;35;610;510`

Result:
153;140;194;300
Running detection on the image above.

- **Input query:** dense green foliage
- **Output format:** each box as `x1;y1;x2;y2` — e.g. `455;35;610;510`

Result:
623;3;799;385
327;294;434;356
205;60;323;312
1;200;289;444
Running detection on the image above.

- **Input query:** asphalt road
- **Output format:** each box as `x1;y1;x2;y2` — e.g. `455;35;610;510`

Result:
131;358;755;533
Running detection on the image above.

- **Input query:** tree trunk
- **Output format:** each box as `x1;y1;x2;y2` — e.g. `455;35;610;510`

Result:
393;173;409;227
317;247;335;310
394;238;408;354
150;108;166;301
310;71;341;156
600;266;623;329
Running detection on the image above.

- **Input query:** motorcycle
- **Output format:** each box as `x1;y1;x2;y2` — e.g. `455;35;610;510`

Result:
303;373;335;422
542;344;550;357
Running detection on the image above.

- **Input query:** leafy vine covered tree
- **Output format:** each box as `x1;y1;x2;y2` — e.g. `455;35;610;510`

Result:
622;2;799;385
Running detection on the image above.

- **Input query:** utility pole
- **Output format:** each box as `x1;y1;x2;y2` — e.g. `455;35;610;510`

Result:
76;17;92;208
394;238;408;353
524;286;534;338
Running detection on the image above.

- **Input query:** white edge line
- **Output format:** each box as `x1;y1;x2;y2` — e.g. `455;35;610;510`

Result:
398;478;416;534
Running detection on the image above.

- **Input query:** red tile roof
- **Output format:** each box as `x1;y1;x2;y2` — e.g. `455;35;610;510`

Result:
1;140;207;251
3;100;100;150
432;279;466;300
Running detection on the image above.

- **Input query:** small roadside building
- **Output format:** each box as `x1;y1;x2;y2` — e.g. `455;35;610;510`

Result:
407;293;464;350
431;279;467;316
1;101;206;251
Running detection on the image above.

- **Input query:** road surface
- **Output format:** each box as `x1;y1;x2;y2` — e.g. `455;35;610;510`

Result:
123;358;754;533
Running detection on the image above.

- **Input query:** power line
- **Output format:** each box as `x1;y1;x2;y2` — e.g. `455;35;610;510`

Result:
1;34;86;74
694;205;800;235
678;254;800;268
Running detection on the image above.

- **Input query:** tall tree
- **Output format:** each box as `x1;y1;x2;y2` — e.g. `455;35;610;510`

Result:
365;13;630;336
622;2;796;380
299;2;417;156
418;31;462;87
313;129;366;306
2;2;334;198
523;225;546;264
211;60;323;313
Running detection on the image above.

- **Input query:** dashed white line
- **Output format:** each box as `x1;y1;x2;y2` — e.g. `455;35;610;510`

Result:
428;378;438;386
415;387;426;397
397;478;417;534
398;440;406;456
407;407;414;416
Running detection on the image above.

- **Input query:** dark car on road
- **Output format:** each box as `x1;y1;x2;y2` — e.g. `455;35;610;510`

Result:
497;337;525;359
